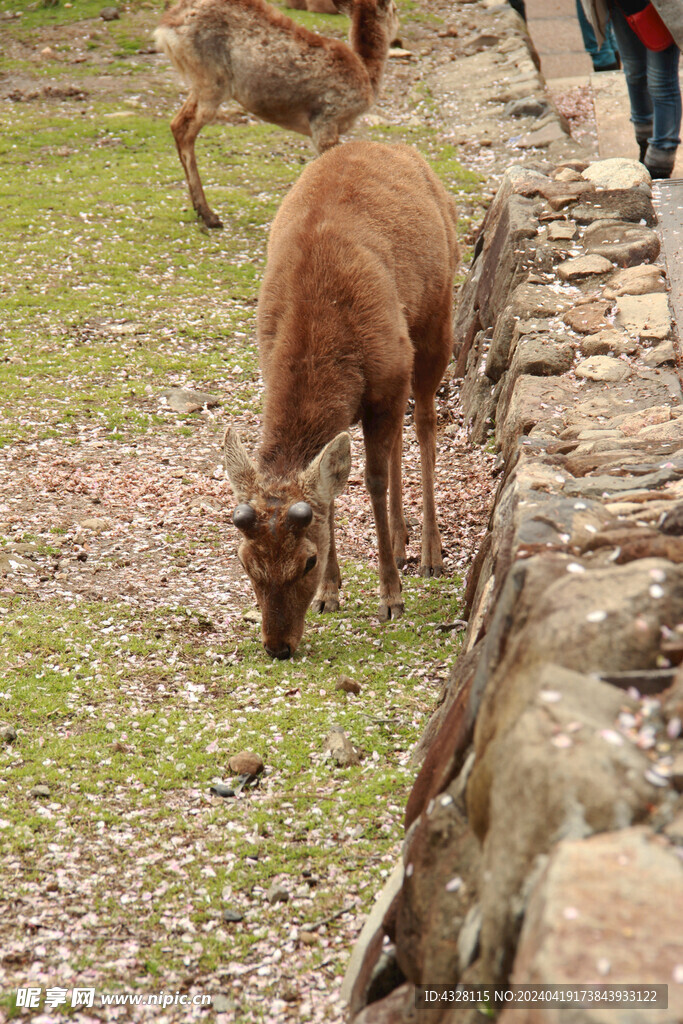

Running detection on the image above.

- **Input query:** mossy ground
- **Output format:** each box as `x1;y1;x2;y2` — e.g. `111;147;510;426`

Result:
0;2;490;1019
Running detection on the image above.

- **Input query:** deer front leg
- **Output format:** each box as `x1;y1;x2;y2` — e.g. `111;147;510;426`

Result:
363;412;405;622
389;423;408;568
413;388;443;577
170;95;223;230
312;503;341;613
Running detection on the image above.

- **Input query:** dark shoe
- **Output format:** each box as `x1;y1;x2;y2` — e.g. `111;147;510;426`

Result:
646;165;673;179
644;143;676;179
594;60;620;71
635;124;654;164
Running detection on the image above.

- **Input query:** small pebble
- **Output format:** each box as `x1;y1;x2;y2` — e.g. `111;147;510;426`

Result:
586;610;607;623
267;883;290;904
0;725;17;744
223;907;244;923
445;876;462;893
228;751;264;776
335;675;362;695
210;783;235;798
31;784;50;799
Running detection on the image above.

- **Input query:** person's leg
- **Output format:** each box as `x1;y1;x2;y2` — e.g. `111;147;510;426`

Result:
604;19;621;67
644;43;681;177
577;1;619;70
609;6;653;158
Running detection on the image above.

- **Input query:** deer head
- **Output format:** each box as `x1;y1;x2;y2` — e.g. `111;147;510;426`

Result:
223;428;351;659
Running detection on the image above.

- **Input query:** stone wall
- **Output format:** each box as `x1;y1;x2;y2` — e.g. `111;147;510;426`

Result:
342;7;683;1023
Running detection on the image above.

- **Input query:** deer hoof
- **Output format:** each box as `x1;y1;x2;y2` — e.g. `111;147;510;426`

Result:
312;595;340;614
200;211;223;230
379;599;404;622
420;564;444;578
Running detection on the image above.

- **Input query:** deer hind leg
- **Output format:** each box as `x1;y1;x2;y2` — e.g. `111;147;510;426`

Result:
170;93;223;229
363;390;410;622
312;503;341;613
413;312;452;577
389;422;408;568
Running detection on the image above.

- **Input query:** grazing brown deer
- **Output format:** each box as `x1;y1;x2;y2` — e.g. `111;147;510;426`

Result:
223;141;459;659
154;0;399;228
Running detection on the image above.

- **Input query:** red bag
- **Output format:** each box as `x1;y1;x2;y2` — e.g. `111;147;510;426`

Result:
624;4;675;50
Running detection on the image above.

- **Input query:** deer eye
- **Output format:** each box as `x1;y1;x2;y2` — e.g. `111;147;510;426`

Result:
303;554;317;576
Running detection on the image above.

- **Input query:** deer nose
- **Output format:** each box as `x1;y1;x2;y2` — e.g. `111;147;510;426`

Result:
264;641;291;660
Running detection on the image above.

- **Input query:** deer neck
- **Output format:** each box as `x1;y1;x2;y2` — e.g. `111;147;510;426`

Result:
257;345;358;480
350;3;390;96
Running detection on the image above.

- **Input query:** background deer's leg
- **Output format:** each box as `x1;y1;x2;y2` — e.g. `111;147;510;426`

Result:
412;311;452;577
312;502;341;613
363;398;407;622
170;93;222;229
388;422;408;568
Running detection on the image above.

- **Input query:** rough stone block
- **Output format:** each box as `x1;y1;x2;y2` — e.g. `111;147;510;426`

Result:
615;292;672;342
496;375;575;460
564;301;613;335
604;263;667;297
570;186;655;225
352;982;416;1024
583;220;660;267
575;355;630;382
503;829;683;1024
556;254;613;280
487;284;574;381
476;195;540;330
468;662;658;981
581;158;652;190
395;798;480;984
580;328;637;356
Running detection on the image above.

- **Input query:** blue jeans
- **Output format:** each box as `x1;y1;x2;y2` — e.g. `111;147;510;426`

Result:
609;5;681;151
576;1;619;69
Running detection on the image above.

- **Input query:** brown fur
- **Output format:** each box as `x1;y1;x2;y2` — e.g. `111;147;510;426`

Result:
155;0;398;228
223;141;459;659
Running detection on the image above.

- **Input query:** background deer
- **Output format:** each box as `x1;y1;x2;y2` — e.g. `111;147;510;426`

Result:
154;0;399;228
223;141;459;659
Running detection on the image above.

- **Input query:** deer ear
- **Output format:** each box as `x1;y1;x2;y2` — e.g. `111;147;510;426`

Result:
223;427;258;502
303;432;351;504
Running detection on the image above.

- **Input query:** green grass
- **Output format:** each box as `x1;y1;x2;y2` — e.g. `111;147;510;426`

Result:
1;570;464;992
0;0;151;31
0;3;488;1014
